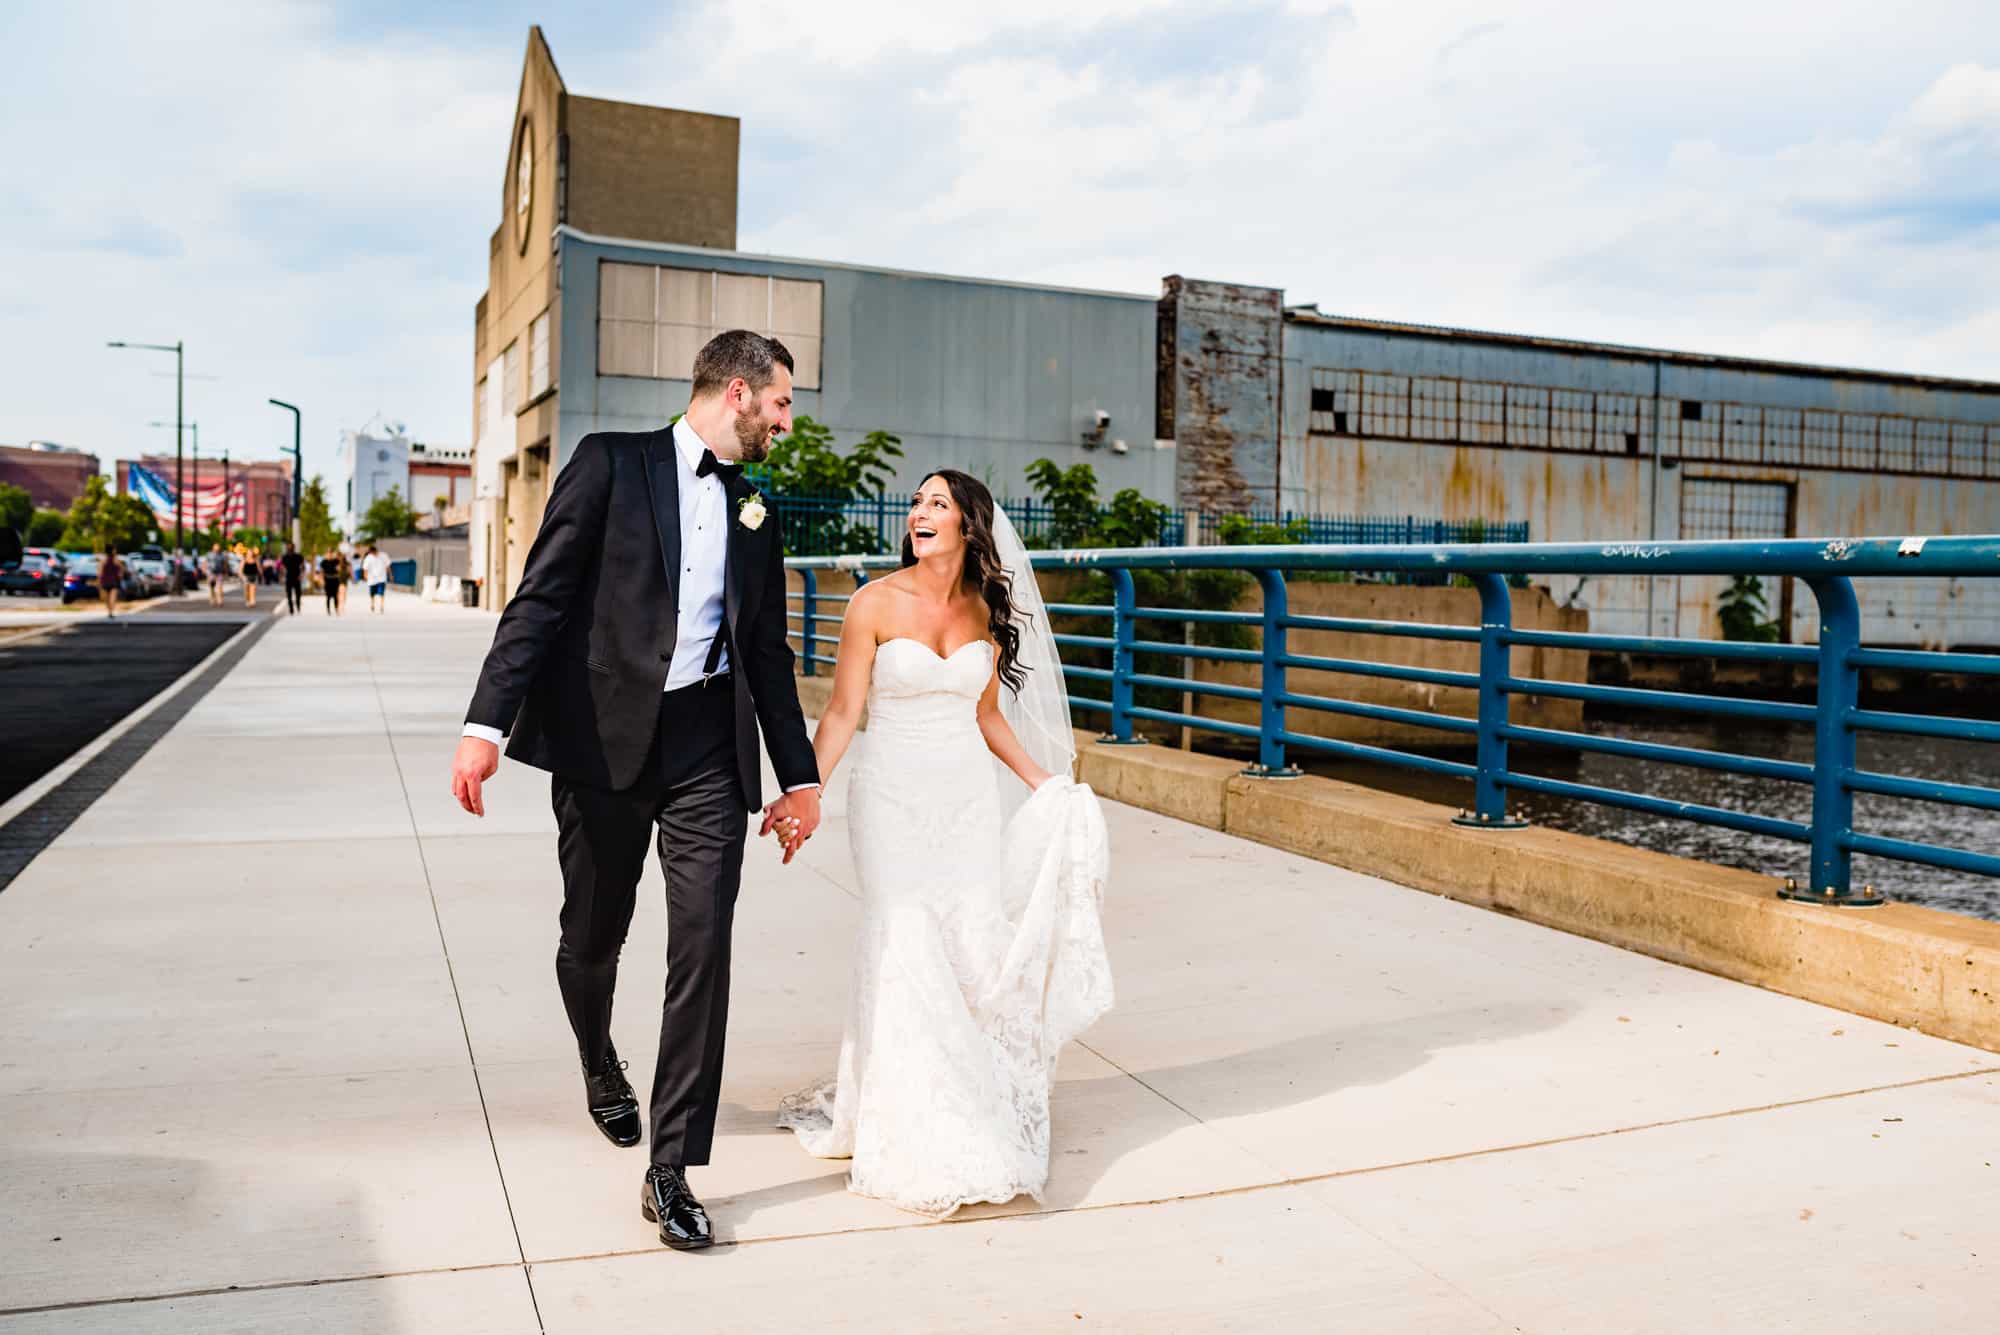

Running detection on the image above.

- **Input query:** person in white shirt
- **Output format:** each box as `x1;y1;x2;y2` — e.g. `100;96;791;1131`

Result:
361;546;391;612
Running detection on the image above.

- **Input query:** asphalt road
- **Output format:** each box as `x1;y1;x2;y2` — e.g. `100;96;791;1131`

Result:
0;591;277;807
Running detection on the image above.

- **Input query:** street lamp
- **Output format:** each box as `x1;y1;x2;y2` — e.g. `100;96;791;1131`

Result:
109;339;184;552
269;399;302;547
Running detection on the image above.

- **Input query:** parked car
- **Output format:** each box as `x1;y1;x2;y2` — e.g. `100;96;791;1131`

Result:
59;555;141;603
124;555;174;597
0;552;63;596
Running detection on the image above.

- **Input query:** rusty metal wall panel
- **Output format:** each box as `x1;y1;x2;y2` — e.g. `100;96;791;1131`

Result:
1163;276;1283;514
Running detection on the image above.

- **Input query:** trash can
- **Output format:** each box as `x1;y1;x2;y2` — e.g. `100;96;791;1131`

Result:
460;578;481;608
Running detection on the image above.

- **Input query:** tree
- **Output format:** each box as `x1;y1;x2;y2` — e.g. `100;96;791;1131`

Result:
298;475;341;554
58;474;154;553
0;483;30;534
1718;573;1780;642
359;485;418;541
756;415;905;555
1022;459;1100;548
28;509;66;546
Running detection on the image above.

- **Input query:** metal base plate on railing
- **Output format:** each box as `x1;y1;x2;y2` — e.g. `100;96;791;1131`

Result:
1452;810;1531;829
1777;879;1886;908
1240;764;1303;779
1095;736;1148;748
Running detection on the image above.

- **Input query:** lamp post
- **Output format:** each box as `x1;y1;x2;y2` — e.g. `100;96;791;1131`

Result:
269;399;302;547
109;339;184;552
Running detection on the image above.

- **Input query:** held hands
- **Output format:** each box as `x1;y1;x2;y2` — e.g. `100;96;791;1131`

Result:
451;737;501;816
759;787;822;864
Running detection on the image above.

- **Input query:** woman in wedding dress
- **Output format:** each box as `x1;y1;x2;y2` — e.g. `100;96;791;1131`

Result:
776;469;1114;1218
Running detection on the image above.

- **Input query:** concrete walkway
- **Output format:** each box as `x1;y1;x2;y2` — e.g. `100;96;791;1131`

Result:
2;594;1995;1333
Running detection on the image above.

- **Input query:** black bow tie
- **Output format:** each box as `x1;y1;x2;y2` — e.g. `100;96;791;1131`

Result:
696;448;743;484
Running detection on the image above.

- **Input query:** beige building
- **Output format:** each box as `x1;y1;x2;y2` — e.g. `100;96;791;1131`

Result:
470;26;740;606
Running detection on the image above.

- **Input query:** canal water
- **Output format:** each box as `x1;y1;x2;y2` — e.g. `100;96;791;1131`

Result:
1290;719;2000;921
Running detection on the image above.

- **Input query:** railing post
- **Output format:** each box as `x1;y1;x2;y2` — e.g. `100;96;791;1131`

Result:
800;569;818;677
1245;568;1300;778
1454;572;1527;828
1101;566;1144;745
1785;575;1875;905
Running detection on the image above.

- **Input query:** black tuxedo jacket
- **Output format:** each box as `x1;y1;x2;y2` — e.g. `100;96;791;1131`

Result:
463;428;818;807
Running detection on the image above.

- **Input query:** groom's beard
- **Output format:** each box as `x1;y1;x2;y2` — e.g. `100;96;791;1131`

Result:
733;412;775;463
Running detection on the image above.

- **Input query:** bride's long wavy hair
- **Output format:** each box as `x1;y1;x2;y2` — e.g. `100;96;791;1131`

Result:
900;469;1026;693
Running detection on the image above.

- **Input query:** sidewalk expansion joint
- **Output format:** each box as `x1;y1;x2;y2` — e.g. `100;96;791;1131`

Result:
361;620;548;1335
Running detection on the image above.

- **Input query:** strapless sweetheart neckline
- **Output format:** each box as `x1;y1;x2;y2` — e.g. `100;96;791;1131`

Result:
878;636;991;662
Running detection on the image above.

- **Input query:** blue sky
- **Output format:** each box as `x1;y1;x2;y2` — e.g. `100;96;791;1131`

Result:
4;1;1998;492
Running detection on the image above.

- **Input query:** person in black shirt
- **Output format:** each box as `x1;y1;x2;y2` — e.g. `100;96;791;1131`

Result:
281;544;306;614
319;550;342;615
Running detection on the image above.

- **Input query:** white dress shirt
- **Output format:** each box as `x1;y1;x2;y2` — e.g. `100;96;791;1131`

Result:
463;418;817;794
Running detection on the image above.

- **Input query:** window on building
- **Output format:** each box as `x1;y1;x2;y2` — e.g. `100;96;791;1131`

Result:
1360;373;1409;438
1411;377;1458;441
1988;426;2000;480
1915;419;1951;473
1878;417;1914;471
1459;380;1506;445
1593;393;1642;455
1839;414;1878;471
1504;385;1549;449
1721;404;1761;462
1764;407;1801;465
1307;369;1359;435
502;340;520;417
1681;478;1792;540
529;310;551;399
1950;422;1985;477
596;260;824;389
1801;411;1840;467
1550;389;1594;452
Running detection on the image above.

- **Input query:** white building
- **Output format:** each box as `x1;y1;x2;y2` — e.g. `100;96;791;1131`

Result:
339;421;471;535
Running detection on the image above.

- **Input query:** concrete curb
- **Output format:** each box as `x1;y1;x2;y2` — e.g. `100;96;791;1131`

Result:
795;673;2000;1053
1074;737;2000;1055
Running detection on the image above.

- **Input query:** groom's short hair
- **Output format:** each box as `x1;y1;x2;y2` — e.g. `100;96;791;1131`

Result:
692;330;794;398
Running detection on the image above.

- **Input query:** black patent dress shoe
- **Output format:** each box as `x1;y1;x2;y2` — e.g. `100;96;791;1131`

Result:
583;1045;642;1148
640;1165;714;1250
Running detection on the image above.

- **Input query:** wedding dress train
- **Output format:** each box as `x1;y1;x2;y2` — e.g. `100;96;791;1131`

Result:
777;636;1113;1217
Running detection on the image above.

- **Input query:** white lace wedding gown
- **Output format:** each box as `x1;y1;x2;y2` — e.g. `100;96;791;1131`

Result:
777;637;1114;1217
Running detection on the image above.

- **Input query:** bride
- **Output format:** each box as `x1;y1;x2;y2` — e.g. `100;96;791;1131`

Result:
775;469;1114;1217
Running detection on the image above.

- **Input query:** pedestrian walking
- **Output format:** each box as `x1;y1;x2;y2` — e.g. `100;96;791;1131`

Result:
336;551;352;613
319;549;343;615
282;544;305;614
361;545;391;613
98;547;121;619
207;543;228;607
241;549;258;609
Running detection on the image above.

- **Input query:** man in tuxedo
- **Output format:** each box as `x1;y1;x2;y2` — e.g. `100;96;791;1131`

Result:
450;330;821;1250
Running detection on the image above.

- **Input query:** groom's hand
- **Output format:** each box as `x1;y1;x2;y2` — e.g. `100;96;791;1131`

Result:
451;737;501;817
760;788;821;864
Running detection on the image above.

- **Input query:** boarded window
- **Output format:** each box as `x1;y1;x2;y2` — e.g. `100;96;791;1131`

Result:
1411;377;1458;441
1307;369;1359;435
1360;373;1409;438
528;310;551;399
596;260;823;389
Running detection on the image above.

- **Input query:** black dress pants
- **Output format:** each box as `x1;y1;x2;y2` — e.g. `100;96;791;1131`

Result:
550;675;748;1168
285;580;302;613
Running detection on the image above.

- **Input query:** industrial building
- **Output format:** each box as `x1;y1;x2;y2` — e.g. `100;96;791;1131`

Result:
470;28;2000;645
339;422;472;535
0;442;100;512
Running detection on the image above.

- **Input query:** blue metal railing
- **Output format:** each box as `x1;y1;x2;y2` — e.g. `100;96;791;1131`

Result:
785;537;2000;906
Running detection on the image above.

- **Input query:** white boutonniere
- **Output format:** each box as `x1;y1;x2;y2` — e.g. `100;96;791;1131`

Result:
737;492;768;531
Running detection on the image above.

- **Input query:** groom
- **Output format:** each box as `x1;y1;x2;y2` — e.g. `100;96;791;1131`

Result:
450;330;821;1250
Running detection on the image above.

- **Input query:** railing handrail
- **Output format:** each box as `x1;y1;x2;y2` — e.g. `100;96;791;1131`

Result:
788;534;2000;579
785;535;2000;908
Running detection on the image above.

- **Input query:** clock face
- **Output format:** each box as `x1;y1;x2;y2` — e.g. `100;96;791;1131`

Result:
515;122;533;253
